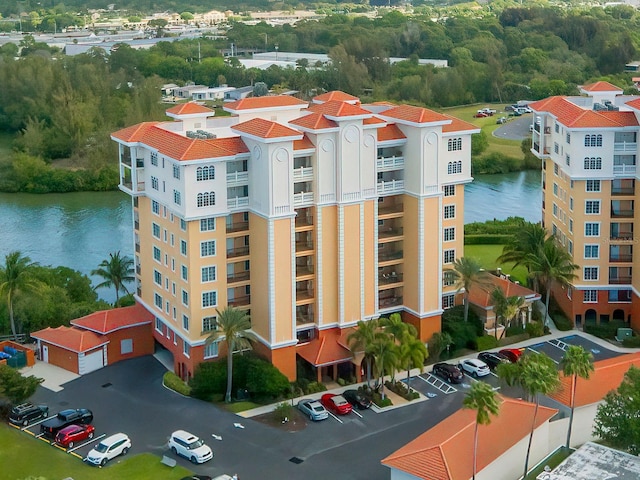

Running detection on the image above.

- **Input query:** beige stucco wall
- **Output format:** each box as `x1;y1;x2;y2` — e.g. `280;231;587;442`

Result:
272;217;294;344
319;205;339;326
343;203;363;324
249;213;270;342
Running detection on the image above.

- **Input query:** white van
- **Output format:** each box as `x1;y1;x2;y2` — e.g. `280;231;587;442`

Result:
168;429;213;464
85;433;131;466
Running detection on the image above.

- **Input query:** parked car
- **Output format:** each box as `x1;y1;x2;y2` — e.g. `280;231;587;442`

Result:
85;432;131;466
9;402;48;427
432;363;464;384
342;389;372;410
40;408;93;439
478;352;510;370
169;430;213;464
499;348;524;363
508;110;522;117
473;112;489;118
505;104;517;111
479;108;496;115
496;117;507;124
459;358;491;377
320;394;353;415
55;424;95;448
297;399;329;421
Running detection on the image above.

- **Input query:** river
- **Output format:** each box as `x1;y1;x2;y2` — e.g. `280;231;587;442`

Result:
0;171;541;302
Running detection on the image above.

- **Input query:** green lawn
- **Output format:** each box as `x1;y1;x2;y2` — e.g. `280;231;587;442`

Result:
464;244;528;285
0;423;193;480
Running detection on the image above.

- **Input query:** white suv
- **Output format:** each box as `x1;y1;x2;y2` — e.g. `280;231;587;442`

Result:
168;430;213;464
85;433;131;466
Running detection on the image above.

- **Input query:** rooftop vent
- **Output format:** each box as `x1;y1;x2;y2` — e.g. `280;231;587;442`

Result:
186;130;217;139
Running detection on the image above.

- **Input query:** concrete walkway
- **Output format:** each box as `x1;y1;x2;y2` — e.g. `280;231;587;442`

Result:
19;360;80;392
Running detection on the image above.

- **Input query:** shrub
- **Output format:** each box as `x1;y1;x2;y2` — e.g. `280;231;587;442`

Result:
464;234;513;245
244;357;291;399
385;381;420;401
551;312;573;331
531;305;543;322
163;371;191;396
505;325;525;337
372;390;393;408
622;336;640;348
272;402;293;422
526;321;544;338
585;321;628;340
189;361;226;400
443;305;483;350
306;381;327;394
476;335;499;351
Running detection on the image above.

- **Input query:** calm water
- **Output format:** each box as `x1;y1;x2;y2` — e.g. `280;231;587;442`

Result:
465;170;542;224
0;191;133;304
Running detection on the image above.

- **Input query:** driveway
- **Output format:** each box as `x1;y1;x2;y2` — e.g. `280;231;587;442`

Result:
493;114;533;141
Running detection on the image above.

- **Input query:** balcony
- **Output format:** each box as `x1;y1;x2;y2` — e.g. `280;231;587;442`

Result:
296;289;314;303
136;265;141;275
296;264;314;278
120;152;132;166
295;241;314;255
378;202;403;218
609;276;632;285
610;254;633;263
295;215;313;229
227;246;250;258
226;221;249;233
379;272;403;286
227;271;250;284
293;192;314;207
228;295;250;307
228;196;249;209
227;171;249;186
379;295;403;309
611;209;634;219
378;179;404;195
379;249;403;262
121;179;145;192
377;155;404;171
134;221;139;230
135;243;141;253
296;311;314;326
613;164;637;176
614;142;637;152
293;166;314;182
378;227;403;241
612;187;635;196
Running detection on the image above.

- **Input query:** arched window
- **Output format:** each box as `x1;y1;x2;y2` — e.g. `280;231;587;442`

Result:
197;192;216;207
196;166;215;181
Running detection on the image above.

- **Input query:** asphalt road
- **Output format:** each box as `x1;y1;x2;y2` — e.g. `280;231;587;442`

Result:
493;114;533;141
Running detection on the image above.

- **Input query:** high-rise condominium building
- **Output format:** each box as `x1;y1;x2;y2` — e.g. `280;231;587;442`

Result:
111;92;478;381
532;81;640;328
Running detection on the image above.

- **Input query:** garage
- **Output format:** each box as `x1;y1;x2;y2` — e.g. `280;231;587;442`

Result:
80;349;106;374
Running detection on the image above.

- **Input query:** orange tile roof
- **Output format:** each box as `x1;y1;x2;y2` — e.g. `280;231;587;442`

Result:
382;397;557;480
165;102;214;116
442;114;480;133
308;100;372;118
530;96;637;128
294;134;315;150
377;124;406;142
289;112;338;130
296;329;354;367
111;122;159;143
381;104;450;124
581;81;623;92
625;98;640;110
71;303;153;334
363;116;386;125
141;126;248;160
232;118;302;139
313;91;360;103
549;352;640;408
468;274;541;309
31;326;108;353
224;95;308;111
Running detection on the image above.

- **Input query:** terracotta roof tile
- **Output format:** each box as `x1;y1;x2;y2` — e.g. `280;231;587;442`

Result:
313;91;360;103
581;81;623;92
382;397;557;479
296;329;353;367
289;112;338;130
165;102;214;116
625;98;640;110
71;303;153;334
31;326;108;353
294;134;315;150
308;100;372;118
232;118;302;139
363;116;386;125
530;96;636;128
111;122;159;142
377;124;406;142
598;111;639;126
142;126;248;160
467;274;541;309
442;114;480;133
549;352;640;408
224;95;308;111
380;104;450;124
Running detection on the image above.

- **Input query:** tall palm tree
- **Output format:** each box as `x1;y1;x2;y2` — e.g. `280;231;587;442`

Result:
463;382;500;480
380;313;416;342
0;251;39;341
370;333;399;400
527;237;579;326
452;257;487;323
561;345;594;448
91;251;135;305
497;223;547;280
348;319;379;387
497;352;560;479
205;306;256;403
398;334;427;391
491;288;526;339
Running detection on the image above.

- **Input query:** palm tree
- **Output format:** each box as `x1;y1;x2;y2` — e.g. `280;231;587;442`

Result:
452;257;487;323
561;345;594;448
348;319;379;387
527;237;578;326
205;306;256;403
91;251;135;305
0;251;39;341
380;313;416;342
398;334;427;391
491;288;525;339
497;223;547;280
497;352;560;479
370;333;399;400
463;382;500;480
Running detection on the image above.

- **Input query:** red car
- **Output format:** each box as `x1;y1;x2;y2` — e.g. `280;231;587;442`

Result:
473;112;489;118
499;348;524;363
320;394;353;415
55;424;95;448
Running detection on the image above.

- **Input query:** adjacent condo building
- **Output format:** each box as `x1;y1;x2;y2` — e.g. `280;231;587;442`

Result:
111;92;478;381
531;81;640;328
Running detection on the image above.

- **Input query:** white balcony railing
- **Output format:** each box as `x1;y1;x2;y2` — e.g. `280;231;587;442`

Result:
377;179;405;195
293;166;313;181
376;156;404;171
293;192;314;206
226;171;249;186
227;196;250;209
613;164;637;176
614;142;637;152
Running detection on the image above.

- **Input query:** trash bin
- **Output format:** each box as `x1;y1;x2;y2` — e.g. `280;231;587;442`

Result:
14;350;26;368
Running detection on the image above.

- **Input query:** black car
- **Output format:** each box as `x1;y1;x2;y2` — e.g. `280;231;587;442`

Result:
432;363;464;384
478;352;510;370
9;402;49;427
40;408;93;439
342;389;372;410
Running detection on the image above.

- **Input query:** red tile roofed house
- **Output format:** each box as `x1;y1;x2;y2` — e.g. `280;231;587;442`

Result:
382;397;557;480
223;95;308;124
296;328;356;383
312;90;360;105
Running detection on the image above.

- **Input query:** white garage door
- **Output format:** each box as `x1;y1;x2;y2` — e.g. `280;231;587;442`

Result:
80;350;104;375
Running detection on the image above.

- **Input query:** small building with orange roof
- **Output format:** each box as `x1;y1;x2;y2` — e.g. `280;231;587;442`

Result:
382;396;558;480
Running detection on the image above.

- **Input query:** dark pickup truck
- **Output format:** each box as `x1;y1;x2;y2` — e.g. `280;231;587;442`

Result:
40;408;93;439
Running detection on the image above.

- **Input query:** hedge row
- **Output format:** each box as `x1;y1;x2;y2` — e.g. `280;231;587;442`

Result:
464;234;514;245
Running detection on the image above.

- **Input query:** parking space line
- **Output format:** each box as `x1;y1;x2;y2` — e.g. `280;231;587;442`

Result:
418;374;457;394
329;412;343;424
68;434;105;454
26;417;51;429
351;410;363;419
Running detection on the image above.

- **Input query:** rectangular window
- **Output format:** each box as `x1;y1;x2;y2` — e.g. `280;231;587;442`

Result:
200;218;216;232
442;294;455;309
554;142;559;154
173;190;181;205
152;223;160;239
583;290;598;303
447;137;462;151
153;246;161;262
171;282;176;295
554;164;559;175
180;219;187;231
568;240;573;254
200;240;216;257
566;155;570;166
569;219;573;233
181;265;188;281
202;291;217;308
586;180;601;192
170;234;174;247
553;183;558;196
566;133;571;144
151;152;158;166
444;205;455;219
584;245;599;259
204;342;219;359
201;266;217;283
182;290;189;306
151;176;159;190
183;342;190;358
553;203;558;217
444;185;455;197
155;318;163;333
569;197;574;211
585;200;600;215
446;161;462;174
173;164;180;179
584;157;602;170
152;200;160;215
121;338;133;355
180;240;187;256
585;223;600;237
154;293;163;308
153;270;162;285
443;227;455;242
182;314;189;331
555;123;559;133
584;267;599;280
442;270;455;287
202;316;217;333
443;249;455;264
